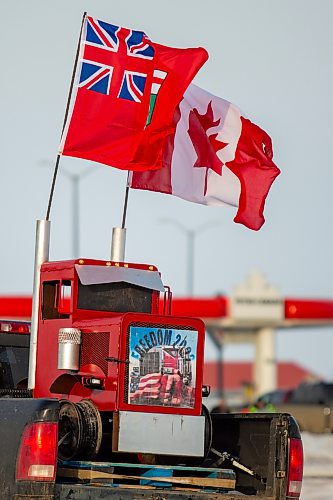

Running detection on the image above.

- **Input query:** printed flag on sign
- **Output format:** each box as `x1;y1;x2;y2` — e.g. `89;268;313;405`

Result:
129;84;280;230
60;15;208;171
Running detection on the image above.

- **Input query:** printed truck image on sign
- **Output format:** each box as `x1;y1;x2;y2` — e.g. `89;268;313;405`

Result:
128;326;198;408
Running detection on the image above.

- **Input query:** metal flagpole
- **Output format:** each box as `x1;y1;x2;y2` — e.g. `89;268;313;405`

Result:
28;219;51;389
28;12;87;390
121;184;130;229
111;173;130;262
46;11;87;221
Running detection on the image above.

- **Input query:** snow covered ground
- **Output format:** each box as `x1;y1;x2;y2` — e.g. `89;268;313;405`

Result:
301;432;333;499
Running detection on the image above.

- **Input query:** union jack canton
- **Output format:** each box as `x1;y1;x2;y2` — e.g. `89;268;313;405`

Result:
78;16;154;101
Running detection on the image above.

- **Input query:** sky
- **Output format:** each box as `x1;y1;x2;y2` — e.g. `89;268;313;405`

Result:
1;1;333;379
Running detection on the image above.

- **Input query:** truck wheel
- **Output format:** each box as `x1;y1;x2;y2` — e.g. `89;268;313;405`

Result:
58;400;102;461
58;401;83;461
76;399;103;459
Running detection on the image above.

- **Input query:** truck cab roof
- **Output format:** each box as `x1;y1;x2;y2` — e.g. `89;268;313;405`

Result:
40;259;165;320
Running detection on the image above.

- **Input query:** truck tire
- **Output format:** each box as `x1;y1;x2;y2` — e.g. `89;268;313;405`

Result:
58;399;102;461
58;400;83;461
76;399;103;459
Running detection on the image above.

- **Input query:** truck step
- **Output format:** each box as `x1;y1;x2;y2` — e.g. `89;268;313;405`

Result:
58;461;236;492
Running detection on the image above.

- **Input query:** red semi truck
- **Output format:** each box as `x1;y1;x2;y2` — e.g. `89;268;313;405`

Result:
0;258;303;499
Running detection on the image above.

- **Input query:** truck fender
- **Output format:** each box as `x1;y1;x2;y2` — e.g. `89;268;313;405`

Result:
49;373;80;394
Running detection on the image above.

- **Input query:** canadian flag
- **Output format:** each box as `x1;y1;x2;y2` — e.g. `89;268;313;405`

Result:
129;84;280;230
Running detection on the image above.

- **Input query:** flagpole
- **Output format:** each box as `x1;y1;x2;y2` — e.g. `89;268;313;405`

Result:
121;173;130;229
29;12;87;390
110;173;129;262
45;11;87;221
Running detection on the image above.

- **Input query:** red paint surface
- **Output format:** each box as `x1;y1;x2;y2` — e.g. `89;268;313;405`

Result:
285;298;333;320
27;259;205;417
0;296;32;318
168;296;229;318
2;295;333;321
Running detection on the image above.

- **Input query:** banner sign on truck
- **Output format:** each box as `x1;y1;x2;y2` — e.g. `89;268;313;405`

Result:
128;326;198;408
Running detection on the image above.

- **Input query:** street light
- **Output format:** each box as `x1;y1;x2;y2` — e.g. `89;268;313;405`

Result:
160;218;222;296
40;160;98;257
60;168;97;258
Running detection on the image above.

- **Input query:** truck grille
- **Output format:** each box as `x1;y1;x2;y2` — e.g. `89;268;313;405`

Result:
80;331;109;375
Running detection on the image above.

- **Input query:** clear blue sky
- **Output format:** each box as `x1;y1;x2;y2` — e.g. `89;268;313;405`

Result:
1;1;333;379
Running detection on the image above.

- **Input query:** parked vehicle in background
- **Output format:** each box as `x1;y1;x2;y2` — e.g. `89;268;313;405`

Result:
262;389;292;404
230;388;293;413
277;382;333;433
241;382;333;433
254;388;293;410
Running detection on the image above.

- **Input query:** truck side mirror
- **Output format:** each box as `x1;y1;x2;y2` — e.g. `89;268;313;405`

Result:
202;385;211;397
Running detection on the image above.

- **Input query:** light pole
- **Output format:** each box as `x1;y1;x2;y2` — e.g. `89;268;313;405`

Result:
40;160;98;257
160;219;221;296
60;168;98;258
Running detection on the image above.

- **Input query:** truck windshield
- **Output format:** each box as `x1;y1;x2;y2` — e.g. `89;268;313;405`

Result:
77;281;153;313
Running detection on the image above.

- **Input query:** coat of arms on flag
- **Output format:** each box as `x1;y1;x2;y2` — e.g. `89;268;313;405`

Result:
60;15;208;172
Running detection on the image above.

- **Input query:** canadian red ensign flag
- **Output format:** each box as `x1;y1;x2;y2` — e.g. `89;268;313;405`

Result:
129;84;280;230
59;16;208;171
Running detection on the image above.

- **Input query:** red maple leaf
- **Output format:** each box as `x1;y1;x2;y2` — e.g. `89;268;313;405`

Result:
188;101;228;194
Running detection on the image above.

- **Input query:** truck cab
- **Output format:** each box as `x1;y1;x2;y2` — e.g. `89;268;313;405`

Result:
34;258;206;461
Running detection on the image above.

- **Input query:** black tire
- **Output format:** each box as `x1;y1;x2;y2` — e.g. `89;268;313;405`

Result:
202;403;213;459
58;399;102;461
58;400;83;461
76;399;103;459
